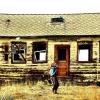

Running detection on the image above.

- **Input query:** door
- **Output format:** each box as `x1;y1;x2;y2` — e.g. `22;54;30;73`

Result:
55;45;70;76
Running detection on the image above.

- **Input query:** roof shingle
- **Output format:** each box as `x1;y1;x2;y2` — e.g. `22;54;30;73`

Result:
0;13;100;36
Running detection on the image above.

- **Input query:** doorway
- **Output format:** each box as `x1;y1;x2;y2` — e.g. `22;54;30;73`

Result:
54;45;70;76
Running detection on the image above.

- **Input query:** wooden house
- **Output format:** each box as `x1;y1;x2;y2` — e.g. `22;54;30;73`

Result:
0;13;100;82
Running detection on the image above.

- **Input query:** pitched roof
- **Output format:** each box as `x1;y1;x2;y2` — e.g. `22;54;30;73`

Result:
0;13;100;37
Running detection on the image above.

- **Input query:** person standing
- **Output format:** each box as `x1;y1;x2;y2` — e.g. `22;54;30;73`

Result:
49;62;59;94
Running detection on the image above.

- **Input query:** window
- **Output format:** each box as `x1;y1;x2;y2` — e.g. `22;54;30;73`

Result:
78;42;92;62
11;42;26;64
4;44;9;61
58;48;66;60
2;43;9;62
51;17;64;23
32;42;47;63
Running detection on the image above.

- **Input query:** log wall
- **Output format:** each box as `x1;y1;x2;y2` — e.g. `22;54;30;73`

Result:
0;36;100;82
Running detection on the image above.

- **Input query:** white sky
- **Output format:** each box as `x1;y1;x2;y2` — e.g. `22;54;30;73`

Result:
0;0;100;14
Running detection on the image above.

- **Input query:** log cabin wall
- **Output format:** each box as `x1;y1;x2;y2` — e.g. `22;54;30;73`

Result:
0;36;100;82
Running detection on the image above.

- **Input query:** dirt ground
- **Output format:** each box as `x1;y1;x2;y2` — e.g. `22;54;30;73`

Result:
0;81;100;100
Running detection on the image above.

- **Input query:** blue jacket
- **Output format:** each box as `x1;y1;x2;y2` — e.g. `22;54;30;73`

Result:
49;67;57;77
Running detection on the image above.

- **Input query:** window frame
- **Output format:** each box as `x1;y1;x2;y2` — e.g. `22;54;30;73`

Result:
11;42;27;64
4;44;9;62
32;41;48;63
77;41;92;63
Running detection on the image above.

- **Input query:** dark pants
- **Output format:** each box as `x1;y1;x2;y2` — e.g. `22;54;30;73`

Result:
51;76;59;93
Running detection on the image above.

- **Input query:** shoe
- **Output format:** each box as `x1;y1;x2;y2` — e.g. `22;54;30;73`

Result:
54;91;57;94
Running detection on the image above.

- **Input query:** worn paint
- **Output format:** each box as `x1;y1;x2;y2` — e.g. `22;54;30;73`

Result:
0;36;99;82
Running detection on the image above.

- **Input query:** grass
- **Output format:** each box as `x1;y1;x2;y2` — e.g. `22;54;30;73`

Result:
0;81;100;100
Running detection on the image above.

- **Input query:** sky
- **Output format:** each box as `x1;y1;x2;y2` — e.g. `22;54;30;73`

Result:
0;0;100;14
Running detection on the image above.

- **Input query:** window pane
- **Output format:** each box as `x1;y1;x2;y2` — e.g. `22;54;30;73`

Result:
32;42;47;63
11;42;26;64
34;51;46;62
40;52;46;61
78;49;89;61
58;48;66;60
